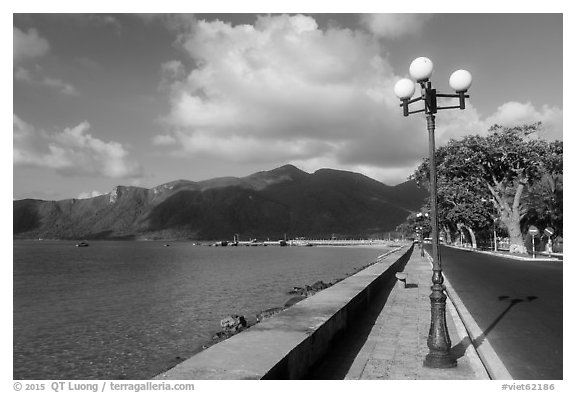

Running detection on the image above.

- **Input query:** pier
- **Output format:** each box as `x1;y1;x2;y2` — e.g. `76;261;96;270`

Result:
214;239;399;247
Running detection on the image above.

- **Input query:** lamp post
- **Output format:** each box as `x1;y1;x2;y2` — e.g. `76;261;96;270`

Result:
394;57;472;369
416;212;429;257
492;217;498;252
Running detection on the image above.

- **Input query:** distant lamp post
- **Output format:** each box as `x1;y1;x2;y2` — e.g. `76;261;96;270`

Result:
416;212;429;257
394;57;472;369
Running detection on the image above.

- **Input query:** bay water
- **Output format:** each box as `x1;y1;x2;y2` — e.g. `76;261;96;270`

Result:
13;240;391;380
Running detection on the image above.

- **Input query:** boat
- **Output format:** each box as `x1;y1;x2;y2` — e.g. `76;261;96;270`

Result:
75;242;89;247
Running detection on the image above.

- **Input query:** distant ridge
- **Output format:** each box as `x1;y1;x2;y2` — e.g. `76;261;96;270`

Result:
13;165;427;240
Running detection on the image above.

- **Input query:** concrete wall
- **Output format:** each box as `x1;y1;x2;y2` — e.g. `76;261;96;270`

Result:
154;244;414;380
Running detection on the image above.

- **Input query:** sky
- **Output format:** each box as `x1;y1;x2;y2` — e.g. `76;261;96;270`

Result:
12;11;564;201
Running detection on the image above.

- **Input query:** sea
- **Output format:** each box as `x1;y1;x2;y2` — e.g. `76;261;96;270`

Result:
13;240;393;380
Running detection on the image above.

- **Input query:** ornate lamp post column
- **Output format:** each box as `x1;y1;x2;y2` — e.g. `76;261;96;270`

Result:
394;57;472;368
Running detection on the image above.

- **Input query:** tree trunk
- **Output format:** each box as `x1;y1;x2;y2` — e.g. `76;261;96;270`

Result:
443;225;452;244
490;181;527;254
463;225;477;249
502;215;526;253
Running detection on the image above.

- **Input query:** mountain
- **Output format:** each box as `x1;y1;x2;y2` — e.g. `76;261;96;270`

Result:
13;165;428;240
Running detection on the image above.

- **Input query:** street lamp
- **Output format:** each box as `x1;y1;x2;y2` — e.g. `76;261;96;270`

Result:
394;57;472;369
416;212;429;257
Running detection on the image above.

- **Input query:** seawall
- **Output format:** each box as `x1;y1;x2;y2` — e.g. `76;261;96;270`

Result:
154;243;414;380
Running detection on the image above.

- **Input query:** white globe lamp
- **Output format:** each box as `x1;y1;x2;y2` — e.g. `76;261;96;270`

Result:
394;78;416;100
449;69;472;92
409;57;434;82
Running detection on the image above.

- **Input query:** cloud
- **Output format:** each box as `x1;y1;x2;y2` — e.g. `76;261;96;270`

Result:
14;66;33;82
15;66;79;96
161;60;186;79
78;190;104;199
155;14;562;185
41;14;123;35
157;15;414;175
359;14;433;39
41;76;79;96
483;101;563;140
13;27;50;64
87;14;122;34
13;26;79;96
152;134;177;146
14;115;143;179
136;13;196;33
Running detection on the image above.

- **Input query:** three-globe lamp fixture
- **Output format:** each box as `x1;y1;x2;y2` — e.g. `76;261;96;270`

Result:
394;57;472;116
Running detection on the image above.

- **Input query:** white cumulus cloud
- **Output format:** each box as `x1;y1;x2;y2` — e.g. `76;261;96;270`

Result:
483;101;563;140
156;14;421;181
77;190;104;199
14;114;143;179
13;27;50;64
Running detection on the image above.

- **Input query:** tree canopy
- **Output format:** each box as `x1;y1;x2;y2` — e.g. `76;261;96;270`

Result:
411;123;562;253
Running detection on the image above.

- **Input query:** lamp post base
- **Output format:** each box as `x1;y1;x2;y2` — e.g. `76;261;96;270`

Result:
424;277;458;369
424;352;457;368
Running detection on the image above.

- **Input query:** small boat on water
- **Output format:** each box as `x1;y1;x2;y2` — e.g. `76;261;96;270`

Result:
75;242;89;247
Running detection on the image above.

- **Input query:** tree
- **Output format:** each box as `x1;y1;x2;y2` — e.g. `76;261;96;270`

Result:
412;123;562;253
395;210;431;239
523;173;563;236
522;139;563;238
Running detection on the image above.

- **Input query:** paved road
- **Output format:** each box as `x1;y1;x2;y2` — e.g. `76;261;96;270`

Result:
431;245;563;380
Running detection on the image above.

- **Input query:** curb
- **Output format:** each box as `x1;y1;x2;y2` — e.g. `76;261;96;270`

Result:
445;245;561;262
424;251;513;380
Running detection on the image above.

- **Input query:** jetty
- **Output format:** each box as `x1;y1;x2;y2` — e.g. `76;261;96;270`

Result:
212;237;400;247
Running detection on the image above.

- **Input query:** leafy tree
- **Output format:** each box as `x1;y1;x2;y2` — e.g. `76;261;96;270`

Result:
412;123;562;253
395;210;431;239
522;173;563;236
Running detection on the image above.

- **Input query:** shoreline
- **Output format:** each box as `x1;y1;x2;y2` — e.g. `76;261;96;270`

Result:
154;243;404;377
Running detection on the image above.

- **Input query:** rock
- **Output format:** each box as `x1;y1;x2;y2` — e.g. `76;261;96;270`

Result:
287;280;333;297
288;286;306;295
208;314;250;346
311;280;329;291
212;330;235;340
284;295;307;307
220;315;247;332
256;307;285;322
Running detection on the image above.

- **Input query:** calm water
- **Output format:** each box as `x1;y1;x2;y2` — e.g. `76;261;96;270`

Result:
13;240;391;380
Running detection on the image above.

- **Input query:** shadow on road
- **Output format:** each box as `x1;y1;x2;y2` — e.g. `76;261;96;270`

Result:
450;295;538;360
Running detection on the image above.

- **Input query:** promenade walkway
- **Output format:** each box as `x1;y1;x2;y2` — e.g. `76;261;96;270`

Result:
307;248;490;380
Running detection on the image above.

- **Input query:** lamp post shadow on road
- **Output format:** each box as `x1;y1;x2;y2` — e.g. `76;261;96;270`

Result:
450;296;539;360
394;57;472;369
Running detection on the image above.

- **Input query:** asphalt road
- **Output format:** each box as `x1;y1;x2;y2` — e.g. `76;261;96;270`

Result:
431;245;563;380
